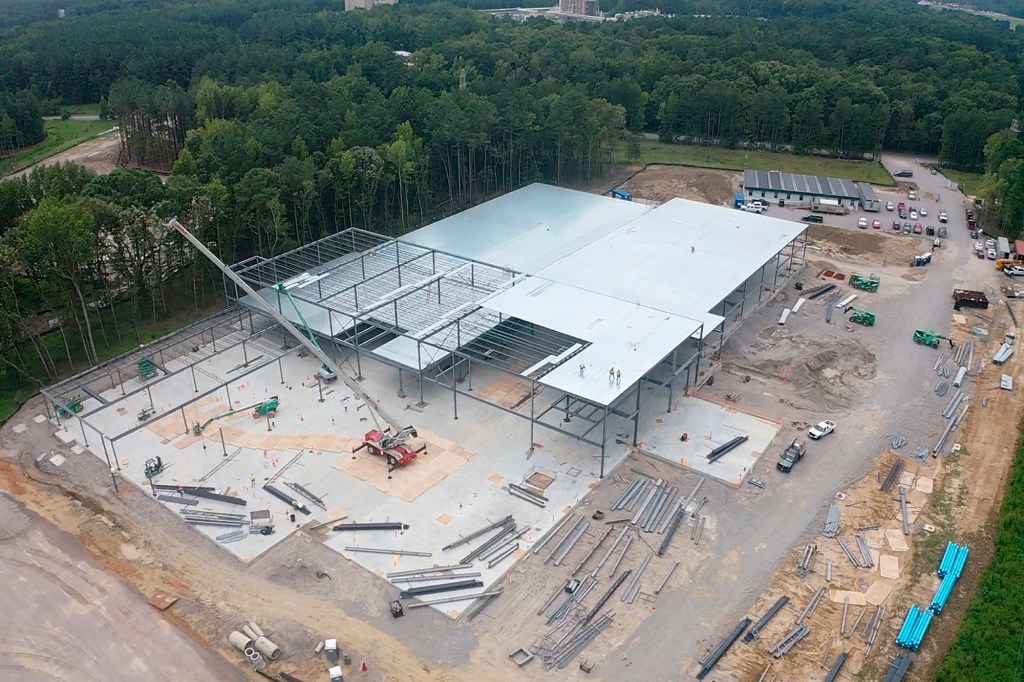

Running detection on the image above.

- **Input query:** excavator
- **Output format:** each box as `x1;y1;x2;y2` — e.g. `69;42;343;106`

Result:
913;329;955;349
170;219;421;471
192;396;280;435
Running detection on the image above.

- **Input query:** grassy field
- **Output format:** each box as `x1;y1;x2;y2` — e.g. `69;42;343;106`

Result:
935;430;1024;682
0;119;113;176
941;168;989;197
618;139;894;185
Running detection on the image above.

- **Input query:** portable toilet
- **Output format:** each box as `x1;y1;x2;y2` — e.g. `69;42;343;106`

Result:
734;193;745;209
329;665;344;682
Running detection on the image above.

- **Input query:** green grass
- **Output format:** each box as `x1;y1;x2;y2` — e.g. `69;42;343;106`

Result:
60;103;101;116
936;432;1024;682
940;168;988;197
0;119;114;176
618;139;894;185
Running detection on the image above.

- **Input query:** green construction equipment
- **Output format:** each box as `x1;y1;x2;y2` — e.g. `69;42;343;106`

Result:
850;273;880;292
138;357;157;380
144;456;165;479
913;329;955;348
55;394;83;418
275;284;338;384
192;396;280;435
850;309;876;326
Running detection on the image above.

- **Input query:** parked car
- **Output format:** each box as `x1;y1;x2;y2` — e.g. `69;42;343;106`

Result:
894;169;914;178
933;238;942;249
938;211;948;223
913;223;923;234
903;223;912;234
776;439;807;473
971;229;981;239
886;201;895;211
986;238;996;248
931;167;939;175
938;226;947;238
1005;266;1024;277
740;204;764;213
909;191;918;201
872;219;881;229
974;242;984;253
892;221;901;231
919;208;928;217
988;249;998;260
857;217;868;229
808;420;836;439
910;210;918;220
926;225;935;236
802;214;824;223
750;199;769;208
899;210;908;219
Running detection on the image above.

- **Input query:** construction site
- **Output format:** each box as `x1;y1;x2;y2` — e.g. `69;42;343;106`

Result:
3;164;1022;682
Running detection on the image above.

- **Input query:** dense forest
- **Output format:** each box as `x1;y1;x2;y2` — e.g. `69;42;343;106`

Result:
0;0;1021;392
0;89;43;156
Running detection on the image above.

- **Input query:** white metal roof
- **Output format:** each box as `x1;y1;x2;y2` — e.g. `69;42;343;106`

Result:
533;198;804;325
482;278;710;405
400;183;650;272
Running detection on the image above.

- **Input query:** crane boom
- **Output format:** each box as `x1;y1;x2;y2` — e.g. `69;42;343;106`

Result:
170;219;404;434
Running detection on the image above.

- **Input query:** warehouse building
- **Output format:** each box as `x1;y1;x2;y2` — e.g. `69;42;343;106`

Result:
744;170;861;208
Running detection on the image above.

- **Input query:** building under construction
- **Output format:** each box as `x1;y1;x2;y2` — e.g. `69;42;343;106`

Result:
38;183;805;615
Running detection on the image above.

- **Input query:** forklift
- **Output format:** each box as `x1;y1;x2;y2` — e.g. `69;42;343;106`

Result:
144;456;165;479
849;274;880;292
913;329;955;348
850;309;875;326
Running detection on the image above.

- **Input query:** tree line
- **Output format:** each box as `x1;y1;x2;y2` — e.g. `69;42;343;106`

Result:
0;89;43;157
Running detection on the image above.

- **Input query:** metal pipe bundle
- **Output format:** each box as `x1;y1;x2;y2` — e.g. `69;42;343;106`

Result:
823;652;848;682
796;587;825;625
743;596;789;643
822;504;840;537
895;605;932;651
767;625;809;657
695;618;751;680
883;654;914;682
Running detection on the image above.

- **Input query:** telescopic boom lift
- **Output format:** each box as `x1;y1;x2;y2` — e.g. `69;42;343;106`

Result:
169;219;416;451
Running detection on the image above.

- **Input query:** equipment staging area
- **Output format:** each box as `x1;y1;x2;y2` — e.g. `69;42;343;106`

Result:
40;184;806;619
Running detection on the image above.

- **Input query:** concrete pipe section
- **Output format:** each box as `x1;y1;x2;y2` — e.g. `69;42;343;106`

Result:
229;631;254;652
254;636;281;661
241;624;259;641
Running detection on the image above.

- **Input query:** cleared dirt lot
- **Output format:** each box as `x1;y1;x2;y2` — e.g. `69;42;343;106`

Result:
11;130;121;178
0;159;1019;681
620;164;736;205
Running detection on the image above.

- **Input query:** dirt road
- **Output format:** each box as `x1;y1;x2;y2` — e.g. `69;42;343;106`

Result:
11;131;121;178
0;489;244;681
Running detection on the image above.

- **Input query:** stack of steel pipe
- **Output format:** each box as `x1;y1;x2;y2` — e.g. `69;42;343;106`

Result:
551;522;590;567
444;516;513;552
823;652;848;682
508;483;547;507
695;618;751;680
862;606;886;655
547;576;597;624
798;544;817;571
743;596;788;642
180;509;248;527
399;579;483;599
938;541;969;578
856;535;874;568
844;605;867;638
545;613;613;670
457;518;524;564
544;515;585;565
591;525;630;578
796;586;825;625
768;625;809;657
531;513;573;556
621;551;652;604
387;563;472;580
631;479;664;526
880;459;904;493
610;478;644;511
836;537;863;568
822;504;841;537
692;516;706;545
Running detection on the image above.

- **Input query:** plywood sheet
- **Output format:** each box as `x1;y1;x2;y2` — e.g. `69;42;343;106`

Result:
879;555;900;580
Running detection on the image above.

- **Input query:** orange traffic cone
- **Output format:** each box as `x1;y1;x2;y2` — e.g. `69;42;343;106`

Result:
360;661;368;672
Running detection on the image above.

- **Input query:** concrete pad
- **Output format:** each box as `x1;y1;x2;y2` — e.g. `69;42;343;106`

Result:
54;430;76;444
899;472;915;487
639;397;781;486
915;476;934;493
864;581;893;605
879;554;900;579
11;424;26;434
71;445;84;455
49;454;65;467
33;414;46;423
885;529;909;551
828;590;866;606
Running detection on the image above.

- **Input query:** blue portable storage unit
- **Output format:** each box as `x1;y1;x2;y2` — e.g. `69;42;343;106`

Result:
611;189;633;201
734;193;745;208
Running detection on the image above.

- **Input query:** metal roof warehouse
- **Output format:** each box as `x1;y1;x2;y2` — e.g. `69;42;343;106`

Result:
744;170;861;203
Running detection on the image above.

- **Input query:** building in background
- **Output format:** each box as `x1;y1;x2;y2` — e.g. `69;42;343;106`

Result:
345;0;395;10
558;0;600;16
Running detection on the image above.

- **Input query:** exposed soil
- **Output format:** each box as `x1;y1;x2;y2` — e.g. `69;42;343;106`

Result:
12;130;121;178
807;225;924;266
620;164;736;205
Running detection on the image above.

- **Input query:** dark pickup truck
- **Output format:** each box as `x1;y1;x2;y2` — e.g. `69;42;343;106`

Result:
952;289;989;310
776;438;807;473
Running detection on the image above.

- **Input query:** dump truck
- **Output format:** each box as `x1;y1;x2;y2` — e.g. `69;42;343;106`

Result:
776;439;807;473
952;289;989;310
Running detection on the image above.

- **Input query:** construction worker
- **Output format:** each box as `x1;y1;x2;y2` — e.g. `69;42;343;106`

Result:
615;369;621;385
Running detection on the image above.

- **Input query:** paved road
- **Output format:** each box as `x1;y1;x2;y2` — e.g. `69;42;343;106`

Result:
599;153;978;680
0;492;246;682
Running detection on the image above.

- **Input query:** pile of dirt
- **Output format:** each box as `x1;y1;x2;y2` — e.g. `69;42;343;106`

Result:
621;165;736;205
734;329;877;411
